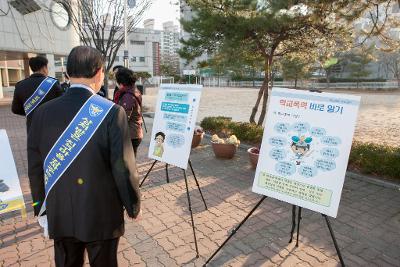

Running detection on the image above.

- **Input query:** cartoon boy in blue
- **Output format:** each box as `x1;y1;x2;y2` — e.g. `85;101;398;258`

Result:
290;136;312;165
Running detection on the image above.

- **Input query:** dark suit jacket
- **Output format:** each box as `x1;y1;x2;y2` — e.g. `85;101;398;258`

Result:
12;73;63;131
27;86;141;242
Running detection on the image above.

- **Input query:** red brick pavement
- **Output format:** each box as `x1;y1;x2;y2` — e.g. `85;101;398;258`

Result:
1;105;400;267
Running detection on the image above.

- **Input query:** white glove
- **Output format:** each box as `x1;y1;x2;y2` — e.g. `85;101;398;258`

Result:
37;215;49;238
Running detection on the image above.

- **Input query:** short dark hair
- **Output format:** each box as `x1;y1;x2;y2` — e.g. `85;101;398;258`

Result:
113;65;124;72
155;132;165;141
116;67;137;86
67;46;104;78
29;56;48;72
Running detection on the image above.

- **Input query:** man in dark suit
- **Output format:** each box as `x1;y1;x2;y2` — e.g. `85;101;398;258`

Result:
27;46;141;267
11;56;63;131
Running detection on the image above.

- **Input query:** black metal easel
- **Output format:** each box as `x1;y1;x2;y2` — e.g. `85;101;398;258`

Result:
204;196;345;266
140;159;208;258
141;114;148;133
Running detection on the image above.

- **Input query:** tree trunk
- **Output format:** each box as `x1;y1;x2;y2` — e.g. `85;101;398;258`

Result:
252;68;256;87
257;56;272;125
249;78;267;124
325;68;331;89
295;77;298;88
103;76;109;99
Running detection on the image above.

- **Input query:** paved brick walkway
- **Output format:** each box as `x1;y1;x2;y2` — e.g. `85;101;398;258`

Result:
0;104;399;267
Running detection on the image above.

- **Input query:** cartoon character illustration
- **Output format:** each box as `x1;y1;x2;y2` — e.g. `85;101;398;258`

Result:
291;135;312;165
0;180;9;193
153;132;166;157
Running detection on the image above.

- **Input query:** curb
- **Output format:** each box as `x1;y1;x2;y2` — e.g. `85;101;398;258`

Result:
346;171;400;190
203;133;400;190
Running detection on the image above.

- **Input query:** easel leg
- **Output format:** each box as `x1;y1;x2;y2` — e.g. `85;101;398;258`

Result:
323;215;346;267
183;169;199;258
296;207;302;247
139;160;158;187
141;114;147;133
204;196;267;266
165;164;170;183
289;205;296;243
188;160;207;210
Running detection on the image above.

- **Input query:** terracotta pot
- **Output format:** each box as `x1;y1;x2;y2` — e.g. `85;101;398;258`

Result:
211;142;237;159
191;133;204;148
247;147;260;169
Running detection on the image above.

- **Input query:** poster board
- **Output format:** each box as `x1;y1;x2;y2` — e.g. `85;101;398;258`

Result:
252;88;360;217
148;84;202;170
0;130;26;216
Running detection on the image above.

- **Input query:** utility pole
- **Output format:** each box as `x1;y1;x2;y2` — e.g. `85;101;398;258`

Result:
124;0;128;68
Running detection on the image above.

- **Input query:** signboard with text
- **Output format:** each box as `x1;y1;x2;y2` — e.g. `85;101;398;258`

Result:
148;84;202;169
252;88;360;217
0;130;25;216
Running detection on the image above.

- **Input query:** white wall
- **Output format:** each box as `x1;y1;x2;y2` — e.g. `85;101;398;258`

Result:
0;1;79;57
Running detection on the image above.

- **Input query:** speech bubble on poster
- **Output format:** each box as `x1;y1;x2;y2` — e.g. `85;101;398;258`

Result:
274;123;290;134
269;136;287;147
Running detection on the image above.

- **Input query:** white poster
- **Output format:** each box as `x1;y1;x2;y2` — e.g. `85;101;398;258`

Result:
148;84;202;169
252;88;360;217
0;130;25;215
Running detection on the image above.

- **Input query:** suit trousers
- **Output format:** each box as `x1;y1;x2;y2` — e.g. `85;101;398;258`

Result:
131;138;142;156
54;237;120;267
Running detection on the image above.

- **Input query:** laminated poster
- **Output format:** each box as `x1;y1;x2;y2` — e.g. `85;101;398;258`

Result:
148;84;202;170
252;88;360;217
0;130;25;215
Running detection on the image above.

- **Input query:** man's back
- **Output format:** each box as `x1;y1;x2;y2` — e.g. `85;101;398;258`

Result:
12;73;63;130
27;87;140;242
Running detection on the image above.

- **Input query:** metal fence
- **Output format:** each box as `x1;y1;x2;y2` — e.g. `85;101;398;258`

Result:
201;77;400;90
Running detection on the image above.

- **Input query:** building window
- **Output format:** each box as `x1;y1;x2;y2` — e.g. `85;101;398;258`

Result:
130;40;145;45
392;3;400;13
139;57;145;62
131;57;136;62
115;56;119;62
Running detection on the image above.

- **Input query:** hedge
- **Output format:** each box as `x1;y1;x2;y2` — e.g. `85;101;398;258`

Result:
349;142;400;180
200;117;400;180
200;116;263;145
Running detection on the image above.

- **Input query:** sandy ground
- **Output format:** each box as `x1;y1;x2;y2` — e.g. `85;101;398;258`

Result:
142;87;400;147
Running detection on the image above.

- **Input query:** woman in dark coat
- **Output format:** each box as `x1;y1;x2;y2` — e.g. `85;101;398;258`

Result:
114;68;143;156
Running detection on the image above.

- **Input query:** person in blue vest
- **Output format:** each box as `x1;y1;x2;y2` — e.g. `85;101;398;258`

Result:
27;46;141;267
11;56;63;131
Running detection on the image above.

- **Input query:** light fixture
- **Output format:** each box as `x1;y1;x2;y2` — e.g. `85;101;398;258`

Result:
50;1;71;30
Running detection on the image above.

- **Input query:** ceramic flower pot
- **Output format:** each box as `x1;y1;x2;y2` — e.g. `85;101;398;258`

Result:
191;132;204;148
247;147;260;169
211;142;237;159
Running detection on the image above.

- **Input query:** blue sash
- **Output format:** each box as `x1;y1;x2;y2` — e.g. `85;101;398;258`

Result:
39;94;114;216
24;77;57;116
